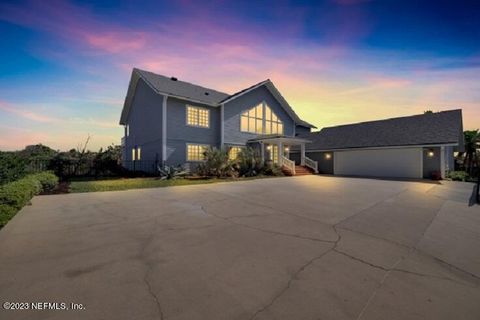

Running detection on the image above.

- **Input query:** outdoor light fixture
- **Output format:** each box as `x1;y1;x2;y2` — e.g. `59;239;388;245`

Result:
427;150;435;157
266;145;272;150
325;153;332;159
285;147;290;152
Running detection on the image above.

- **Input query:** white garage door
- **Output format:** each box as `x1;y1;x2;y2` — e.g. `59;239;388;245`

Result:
334;148;422;178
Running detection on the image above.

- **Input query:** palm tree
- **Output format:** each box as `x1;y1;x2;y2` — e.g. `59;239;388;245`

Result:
463;130;479;176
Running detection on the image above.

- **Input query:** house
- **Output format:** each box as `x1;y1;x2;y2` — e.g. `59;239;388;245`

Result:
290;110;464;179
119;68;317;174
119;68;464;179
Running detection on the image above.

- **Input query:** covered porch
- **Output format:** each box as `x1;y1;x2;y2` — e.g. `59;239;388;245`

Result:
248;135;318;175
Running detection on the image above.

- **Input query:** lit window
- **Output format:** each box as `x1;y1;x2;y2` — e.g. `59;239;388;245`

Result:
132;147;141;160
228;146;243;160
126;125;129;137
187;144;208;161
187;105;209;128
240;102;283;135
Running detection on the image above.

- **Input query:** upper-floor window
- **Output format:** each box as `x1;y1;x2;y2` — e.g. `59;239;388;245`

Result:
240;102;283;135
186;105;209;128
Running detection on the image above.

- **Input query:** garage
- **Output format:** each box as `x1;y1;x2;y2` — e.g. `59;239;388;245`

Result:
334;148;423;178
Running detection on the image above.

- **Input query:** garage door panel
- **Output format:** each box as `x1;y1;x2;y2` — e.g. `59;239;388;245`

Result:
334;148;422;178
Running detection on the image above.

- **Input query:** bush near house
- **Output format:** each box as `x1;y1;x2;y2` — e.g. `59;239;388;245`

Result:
447;170;470;182
0;172;58;228
195;147;284;178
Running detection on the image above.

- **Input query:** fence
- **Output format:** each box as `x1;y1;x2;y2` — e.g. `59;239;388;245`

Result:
23;159;160;178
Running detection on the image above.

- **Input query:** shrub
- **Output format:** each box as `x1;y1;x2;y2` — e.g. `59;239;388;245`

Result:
0;204;17;227
0;172;59;228
196;147;236;178
447;170;469;182
0;176;42;209
0;152;28;185
261;162;285;176
236;147;263;177
31;171;59;191
158;165;188;180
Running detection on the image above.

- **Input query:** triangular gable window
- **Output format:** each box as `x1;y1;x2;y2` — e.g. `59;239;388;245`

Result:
241;102;283;135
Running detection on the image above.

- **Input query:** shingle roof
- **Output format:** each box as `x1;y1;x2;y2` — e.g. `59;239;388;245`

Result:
300;110;463;150
135;68;229;105
120;68;316;128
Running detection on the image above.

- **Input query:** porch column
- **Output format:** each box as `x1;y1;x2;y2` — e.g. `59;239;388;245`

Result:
260;142;265;163
300;143;306;166
277;141;283;166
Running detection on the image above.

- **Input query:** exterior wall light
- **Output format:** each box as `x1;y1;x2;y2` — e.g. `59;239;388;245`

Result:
427;150;435;157
325;153;332;160
285;147;289;152
266;145;272;150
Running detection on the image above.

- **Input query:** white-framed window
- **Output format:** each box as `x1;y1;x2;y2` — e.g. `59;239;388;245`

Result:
240;102;283;135
187;143;209;161
186;105;209;128
228;146;243;160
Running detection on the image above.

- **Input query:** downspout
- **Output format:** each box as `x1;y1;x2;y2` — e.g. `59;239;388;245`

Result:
162;95;168;166
220;103;225;150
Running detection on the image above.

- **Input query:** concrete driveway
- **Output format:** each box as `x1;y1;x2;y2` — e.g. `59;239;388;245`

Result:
0;176;479;320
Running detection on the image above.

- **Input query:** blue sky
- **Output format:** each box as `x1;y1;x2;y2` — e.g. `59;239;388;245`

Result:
0;0;479;150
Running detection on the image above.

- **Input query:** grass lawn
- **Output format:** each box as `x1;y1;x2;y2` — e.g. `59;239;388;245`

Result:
69;176;277;193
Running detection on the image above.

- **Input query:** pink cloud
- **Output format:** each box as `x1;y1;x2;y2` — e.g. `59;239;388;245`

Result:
84;32;148;53
0;101;59;123
0;126;50;151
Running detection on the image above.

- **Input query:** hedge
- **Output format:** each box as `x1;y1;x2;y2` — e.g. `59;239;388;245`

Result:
0;171;58;228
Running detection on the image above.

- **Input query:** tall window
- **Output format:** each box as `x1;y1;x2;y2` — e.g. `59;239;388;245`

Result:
187;105;209;128
132;146;141;160
187;144;208;161
240;102;283;135
228;146;243;160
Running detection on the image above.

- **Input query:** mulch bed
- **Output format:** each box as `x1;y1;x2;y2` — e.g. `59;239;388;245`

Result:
40;181;70;195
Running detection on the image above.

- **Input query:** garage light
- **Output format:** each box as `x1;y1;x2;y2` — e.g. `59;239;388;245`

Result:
427;150;434;157
325;153;332;160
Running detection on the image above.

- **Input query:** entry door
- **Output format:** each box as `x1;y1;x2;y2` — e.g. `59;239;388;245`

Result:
268;144;279;164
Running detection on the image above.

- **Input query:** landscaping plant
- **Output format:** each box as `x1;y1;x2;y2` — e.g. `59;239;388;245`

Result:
196;147;236;178
0;172;59;228
158;165;189;180
235;147;263;177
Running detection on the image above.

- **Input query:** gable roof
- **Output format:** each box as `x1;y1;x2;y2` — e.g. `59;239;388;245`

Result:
219;79;316;128
120;68;316;128
299;110;463;151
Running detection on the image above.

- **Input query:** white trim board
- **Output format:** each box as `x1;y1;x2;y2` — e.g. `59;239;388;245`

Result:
290;143;458;153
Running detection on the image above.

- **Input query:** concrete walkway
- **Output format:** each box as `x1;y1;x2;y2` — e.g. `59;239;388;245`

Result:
0;176;479;320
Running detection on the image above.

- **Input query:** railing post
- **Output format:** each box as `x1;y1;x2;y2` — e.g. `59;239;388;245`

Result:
301;143;305;166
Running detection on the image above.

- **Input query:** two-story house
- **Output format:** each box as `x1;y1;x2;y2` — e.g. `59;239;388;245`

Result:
119;68;317;175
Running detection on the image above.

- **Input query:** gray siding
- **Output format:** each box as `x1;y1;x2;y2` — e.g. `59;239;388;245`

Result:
422;147;441;178
295;125;311;135
123;78;164;165
289;151;334;174
224;86;295;145
166;97;220;165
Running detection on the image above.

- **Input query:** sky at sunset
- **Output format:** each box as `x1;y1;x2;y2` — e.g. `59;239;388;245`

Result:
0;0;479;151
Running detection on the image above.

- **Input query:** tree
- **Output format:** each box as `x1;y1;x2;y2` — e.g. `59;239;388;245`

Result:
424;110;433;114
463;130;479;176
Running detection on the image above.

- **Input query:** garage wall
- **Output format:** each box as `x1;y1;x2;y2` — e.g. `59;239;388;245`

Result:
422;147;441;179
334;148;423;178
